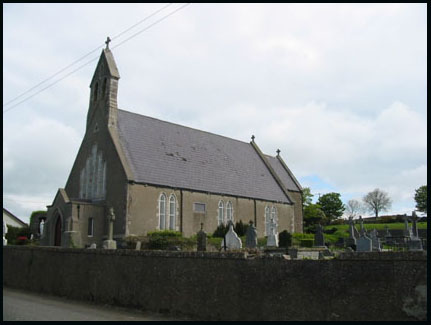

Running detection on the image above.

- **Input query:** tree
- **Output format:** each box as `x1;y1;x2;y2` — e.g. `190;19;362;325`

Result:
303;203;326;232
363;188;392;221
344;199;362;219
317;192;345;224
301;187;313;208
414;185;427;213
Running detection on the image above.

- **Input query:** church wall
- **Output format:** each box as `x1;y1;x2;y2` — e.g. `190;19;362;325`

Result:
126;183;296;238
63;105;129;244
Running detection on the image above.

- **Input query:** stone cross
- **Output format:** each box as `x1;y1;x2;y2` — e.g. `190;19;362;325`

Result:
245;220;257;248
197;222;207;251
314;223;325;247
369;229;381;252
108;207;115;241
105;36;111;49
411;211;419;238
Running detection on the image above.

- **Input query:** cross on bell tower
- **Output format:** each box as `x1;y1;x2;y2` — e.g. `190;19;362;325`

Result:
105;37;111;49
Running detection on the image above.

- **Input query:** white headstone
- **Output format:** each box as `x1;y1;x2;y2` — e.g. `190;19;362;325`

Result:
135;241;142;250
221;222;242;250
266;218;278;247
88;243;97;249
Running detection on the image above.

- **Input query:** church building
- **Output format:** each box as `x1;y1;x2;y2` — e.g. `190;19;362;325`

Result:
41;43;303;248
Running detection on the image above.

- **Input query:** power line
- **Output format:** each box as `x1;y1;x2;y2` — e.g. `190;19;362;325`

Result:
3;3;180;111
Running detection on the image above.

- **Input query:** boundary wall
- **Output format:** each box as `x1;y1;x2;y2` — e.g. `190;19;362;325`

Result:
2;246;427;321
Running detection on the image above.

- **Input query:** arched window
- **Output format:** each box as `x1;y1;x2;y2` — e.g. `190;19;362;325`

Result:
218;201;224;226
169;194;176;230
102;78;107;97
226;201;233;223
94;82;98;102
265;206;271;236
159;194;166;230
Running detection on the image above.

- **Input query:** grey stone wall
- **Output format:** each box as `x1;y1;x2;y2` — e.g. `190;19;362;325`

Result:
2;246;427;321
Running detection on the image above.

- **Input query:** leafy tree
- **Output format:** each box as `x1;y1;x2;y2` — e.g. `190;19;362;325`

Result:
363;188;392;221
344;199;362;218
303;203;326;232
317;192;345;224
414;185;427;213
301;187;313;208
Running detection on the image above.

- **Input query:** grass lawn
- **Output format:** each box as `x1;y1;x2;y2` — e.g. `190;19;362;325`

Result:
321;222;427;243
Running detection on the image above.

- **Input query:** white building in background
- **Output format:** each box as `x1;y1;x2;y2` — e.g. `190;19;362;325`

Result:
3;208;28;228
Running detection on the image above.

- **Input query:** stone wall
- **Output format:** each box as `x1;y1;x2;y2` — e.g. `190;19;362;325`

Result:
2;246;427;321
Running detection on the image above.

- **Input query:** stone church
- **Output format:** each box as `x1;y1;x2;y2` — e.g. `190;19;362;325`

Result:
41;44;303;248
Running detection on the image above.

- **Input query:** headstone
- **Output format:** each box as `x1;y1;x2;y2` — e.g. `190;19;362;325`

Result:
408;211;423;251
403;218;411;237
103;207;117;249
356;235;372;252
135;241;142;251
345;217;357;248
245;221;258;248
197;223;207;251
384;226;394;245
221;221;242;250
408;238;423;251
369;229;381;251
88;243;97;249
314;223;325;247
266;218;279;247
3;221;8;246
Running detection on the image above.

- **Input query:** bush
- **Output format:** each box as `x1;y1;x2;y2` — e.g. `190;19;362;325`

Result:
145;230;194;250
5;225;31;245
234;220;248;237
329;218;345;225
213;224;229;238
278;230;292;248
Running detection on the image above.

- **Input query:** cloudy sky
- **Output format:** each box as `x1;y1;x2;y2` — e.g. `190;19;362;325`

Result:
3;3;427;223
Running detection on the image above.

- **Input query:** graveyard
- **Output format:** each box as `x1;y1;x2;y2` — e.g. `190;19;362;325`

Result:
3;214;427;321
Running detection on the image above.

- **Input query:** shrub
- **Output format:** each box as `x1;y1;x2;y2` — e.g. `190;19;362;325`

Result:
212;224;229;238
234;220;248;237
5;225;31;245
278;230;292;247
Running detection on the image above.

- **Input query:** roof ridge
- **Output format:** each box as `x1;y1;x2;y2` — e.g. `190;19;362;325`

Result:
117;108;252;147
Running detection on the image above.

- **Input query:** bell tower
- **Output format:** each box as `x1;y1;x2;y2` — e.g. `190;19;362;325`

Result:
87;37;120;131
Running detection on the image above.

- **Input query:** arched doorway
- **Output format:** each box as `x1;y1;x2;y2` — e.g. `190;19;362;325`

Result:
54;216;62;246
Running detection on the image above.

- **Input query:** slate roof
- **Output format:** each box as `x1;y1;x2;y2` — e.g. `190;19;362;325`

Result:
116;109;296;204
265;155;302;192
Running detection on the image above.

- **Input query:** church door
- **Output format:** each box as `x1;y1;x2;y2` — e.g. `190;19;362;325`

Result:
54;216;62;246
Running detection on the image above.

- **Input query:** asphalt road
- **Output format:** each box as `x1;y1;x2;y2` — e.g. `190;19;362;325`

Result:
3;287;189;321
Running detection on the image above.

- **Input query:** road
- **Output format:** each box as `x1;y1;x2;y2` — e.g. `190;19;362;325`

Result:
3;287;190;321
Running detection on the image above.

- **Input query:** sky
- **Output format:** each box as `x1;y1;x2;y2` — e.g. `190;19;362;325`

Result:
3;3;427;224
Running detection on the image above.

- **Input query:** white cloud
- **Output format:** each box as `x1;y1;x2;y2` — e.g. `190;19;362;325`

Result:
2;3;426;220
